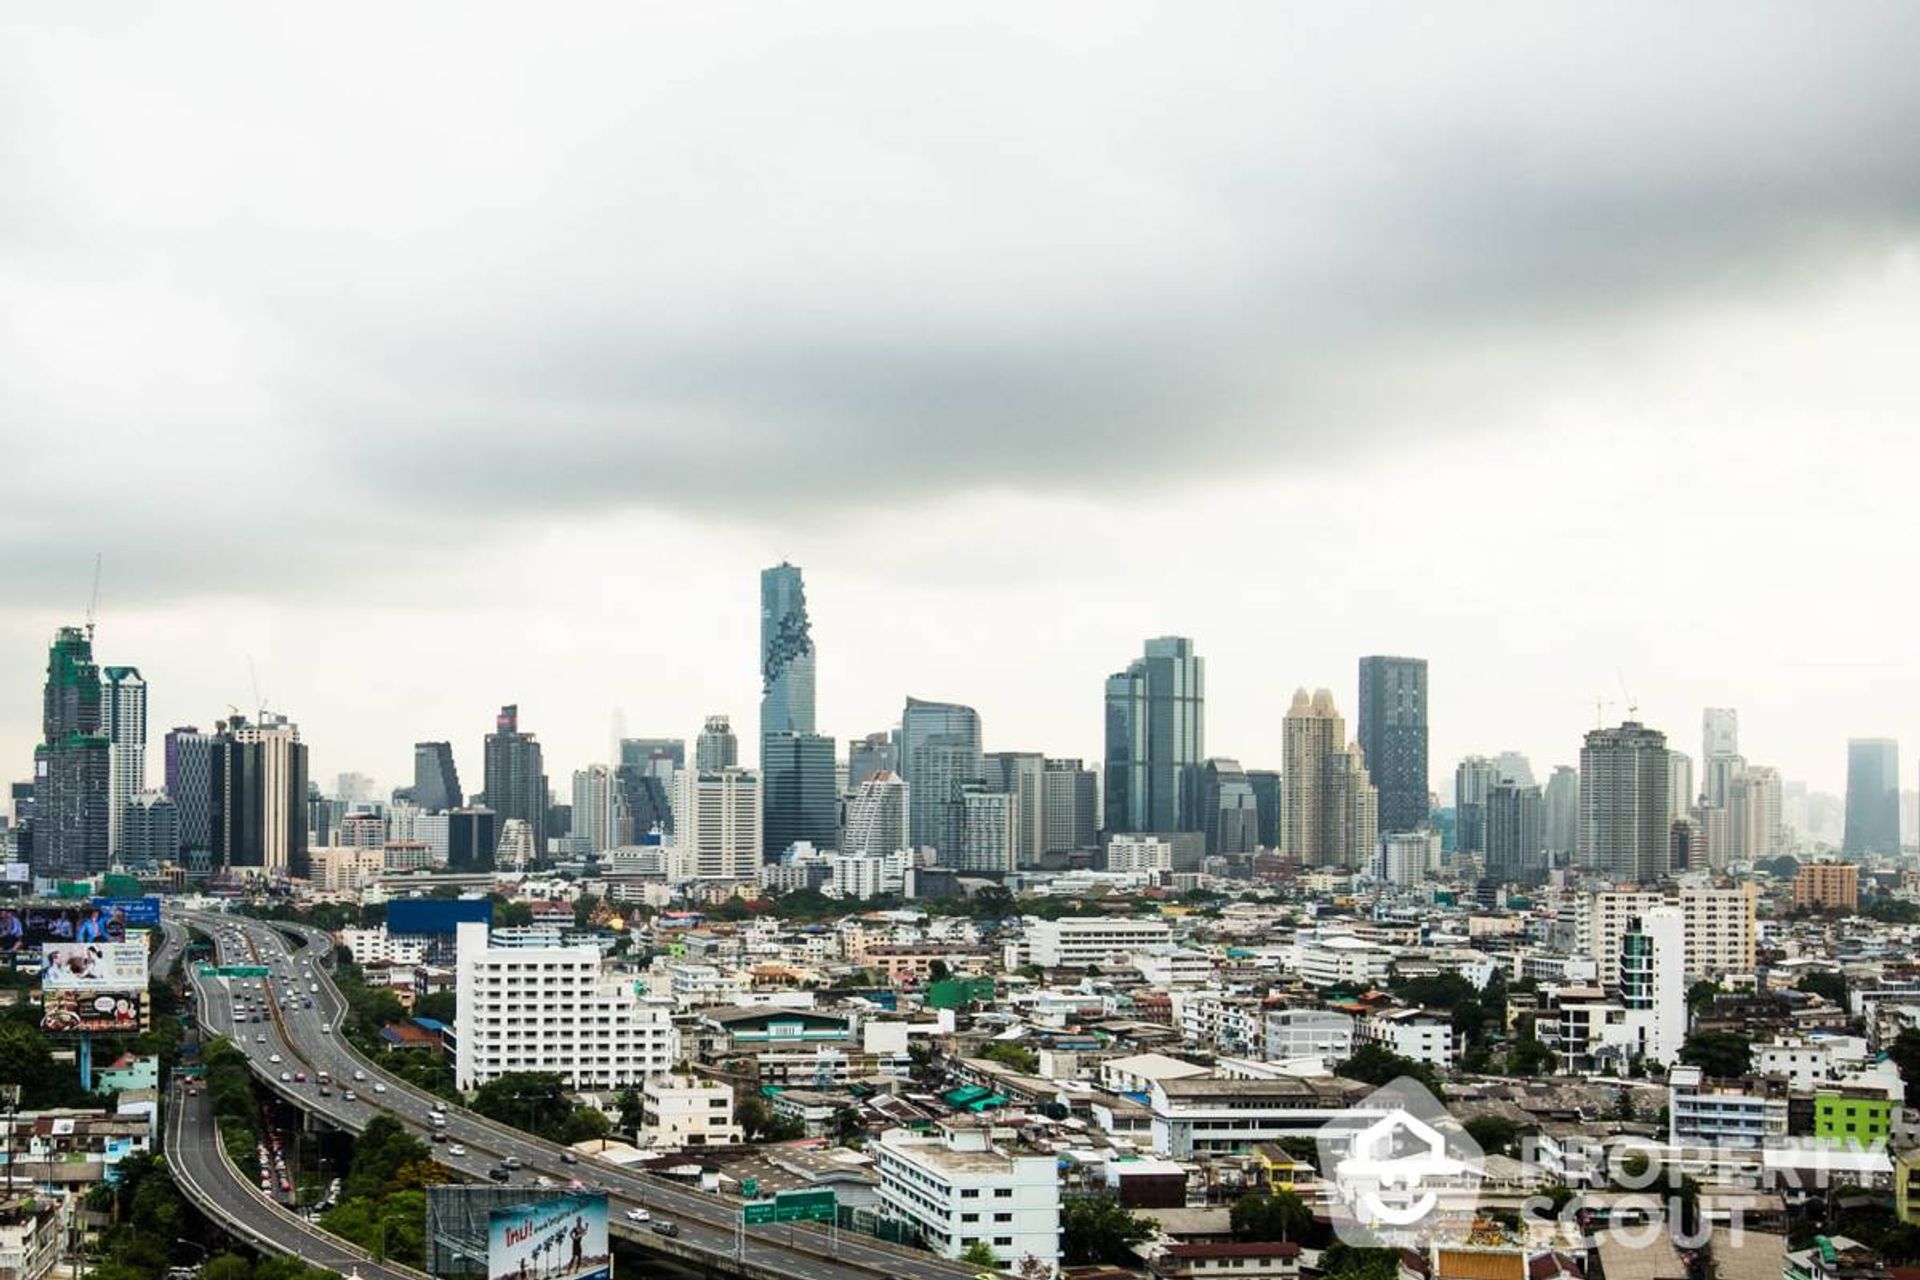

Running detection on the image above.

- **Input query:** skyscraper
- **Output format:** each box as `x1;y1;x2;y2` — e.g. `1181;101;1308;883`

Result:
1103;636;1205;835
1247;769;1282;849
482;705;547;857
760;562;816;740
571;764;618;853
1844;738;1901;856
411;742;463;811
165;726;216;858
211;713;310;879
32;626;110;879
847;731;899;788
1543;765;1579;863
981;751;1046;868
951;783;1017;874
900;697;982;855
1485;780;1544;883
1729;765;1782;862
761;731;837;860
100;666;146;864
1042;759;1099;854
1578;721;1672;884
1666;751;1694;819
1702;708;1740;807
1356;656;1428;835
1454;756;1500;856
676;767;762;882
123;790;179;869
843;771;909;855
1282;688;1376;868
1200;758;1259;856
696;716;739;771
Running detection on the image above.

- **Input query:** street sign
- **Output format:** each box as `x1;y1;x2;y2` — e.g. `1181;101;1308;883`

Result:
741;1178;759;1199
201;964;270;978
742;1189;835;1225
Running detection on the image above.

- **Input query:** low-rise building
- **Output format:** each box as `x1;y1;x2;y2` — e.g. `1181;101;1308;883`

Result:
874;1120;1060;1271
1026;916;1173;969
1148;1076;1375;1159
1359;1008;1456;1069
1153;1242;1303;1280
1667;1065;1789;1149
0;1194;66;1280
1263;1009;1356;1070
639;1074;742;1149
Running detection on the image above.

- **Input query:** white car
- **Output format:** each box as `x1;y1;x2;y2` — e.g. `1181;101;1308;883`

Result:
256;1035;267;1044
449;1144;467;1157
321;1024;331;1035
373;1083;388;1093
625;1208;650;1224
269;1054;283;1064
352;1070;366;1082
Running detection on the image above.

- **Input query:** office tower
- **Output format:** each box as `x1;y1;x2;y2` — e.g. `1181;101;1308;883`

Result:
1356;656;1429;836
1543;766;1579;862
1666;751;1694;819
412;742;462;811
1702;708;1740;806
1668;816;1702;874
1103;637;1205;834
620;738;685;771
1620;906;1687;1068
122;790;179;868
1282;689;1376;868
1844;739;1901;855
572;765;618;853
614;763;673;840
676;767;763;882
900;697;982;855
1453;756;1500;856
760;562;816;740
1485;780;1544;883
1729;766;1782;862
32;626;110;879
844;771;909;855
981;751;1046;868
1578;721;1673;884
164;726;214;857
761;731;837;860
211;713;310;879
952;783;1017;874
848;731;899;788
1492;752;1537;790
447;806;499;870
1247;769;1282;849
1703;753;1746;813
482;705;547;856
695;716;739;771
1199;758;1258;856
1042;758;1099;854
99;665;146;864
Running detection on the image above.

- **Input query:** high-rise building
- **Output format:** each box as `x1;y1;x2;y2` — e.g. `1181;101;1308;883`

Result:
447;807;499;870
843;771;909;854
1666;751;1694;819
695;716;739;771
1729;765;1783;862
165;726;215;856
482;705;547;856
848;731;898;788
951;783;1017;874
1453;756;1500;856
122;790;178;869
32;626;110;880
981;751;1046;868
212;713;310;879
1844;738;1901;856
571;765;618;853
411;742;462;811
1702;708;1741;807
760;562;816;740
901;697;982;855
1283;689;1376;868
1247;769;1282;849
1485;780;1544;883
100;666;146;864
1103;637;1205;835
1042;758;1098;854
1356;656;1429;837
614;763;673;840
1578;721;1672;884
1794;862;1860;912
1620;906;1686;1068
1199;758;1258;856
675;767;762;882
1543;766;1579;863
761;731;837;860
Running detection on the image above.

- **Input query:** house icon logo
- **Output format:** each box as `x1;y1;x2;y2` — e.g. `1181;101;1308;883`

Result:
1316;1078;1483;1248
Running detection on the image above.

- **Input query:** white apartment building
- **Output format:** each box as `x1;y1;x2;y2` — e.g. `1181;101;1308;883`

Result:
673;767;762;883
843;772;909;855
666;962;747;1010
1025;916;1173;968
638;1074;742;1148
1359;1008;1455;1069
1667;1065;1789;1149
454;920;678;1090
1264;1009;1357;1070
1106;835;1176;875
1535;986;1635;1075
1179;993;1265;1054
1618;906;1686;1068
874;1120;1060;1271
310;845;387;894
1293;934;1393;989
1134;948;1214;986
1381;832;1442;887
340;926;427;967
825;850;914;899
1577;887;1757;982
1752;1038;1837;1091
1148;1076;1376;1159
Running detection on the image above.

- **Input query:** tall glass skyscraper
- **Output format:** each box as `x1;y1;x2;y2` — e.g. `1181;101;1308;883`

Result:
761;731;837;860
411;741;463;811
1356;655;1428;836
1844;738;1901;855
760;563;816;740
482;705;547;856
900;697;982;855
1104;637;1205;835
101;664;147;864
33;626;110;878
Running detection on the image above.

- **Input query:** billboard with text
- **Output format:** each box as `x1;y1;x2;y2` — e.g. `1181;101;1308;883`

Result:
487;1194;609;1280
41;941;148;989
41;988;145;1034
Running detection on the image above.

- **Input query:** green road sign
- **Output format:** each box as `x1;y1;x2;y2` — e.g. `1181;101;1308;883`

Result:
741;1178;759;1199
742;1189;835;1225
201;964;270;978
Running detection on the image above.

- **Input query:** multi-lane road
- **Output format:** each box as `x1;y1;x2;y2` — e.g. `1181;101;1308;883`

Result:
179;911;982;1280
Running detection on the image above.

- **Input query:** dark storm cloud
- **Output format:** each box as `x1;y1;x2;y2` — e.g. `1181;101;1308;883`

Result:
3;2;1920;599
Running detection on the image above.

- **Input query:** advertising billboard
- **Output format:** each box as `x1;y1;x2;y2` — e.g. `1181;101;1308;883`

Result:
41;988;145;1033
93;897;162;927
0;901;147;950
41;941;149;990
487;1194;609;1280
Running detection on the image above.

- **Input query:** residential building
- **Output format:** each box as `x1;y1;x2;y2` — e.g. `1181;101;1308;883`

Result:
100;665;146;864
31;625;110;879
122;790;179;868
311;845;387;894
843;771;909;855
1295;933;1393;988
675;767;762;882
1152;1242;1304;1280
1284;689;1376;869
1454;756;1501;857
981;752;1046;868
1105;637;1206;836
1844;739;1901;856
410;741;462;811
1813;1087;1895;1146
901;697;982;855
1730;766;1783;862
874;1120;1060;1270
1542;766;1579;863
1794;863;1860;913
1264;1009;1357;1069
1248;770;1282;849
1576;887;1757;982
481;705;547;855
1578;721;1673;883
1026;916;1172;968
1107;834;1177;875
1619;906;1686;1068
760;562;816;739
952;784;1017;875
846;730;897;788
1357;655;1429;837
212;713;310;879
1668;751;1695;821
1381;831;1440;886
0;1191;67;1280
696;715;740;771
454;920;678;1090
1042;759;1099;854
1485;780;1544;884
1147;1076;1375;1158
1360;1008;1455;1069
571;764;618;853
639;1074;742;1148
1667;1065;1788;1149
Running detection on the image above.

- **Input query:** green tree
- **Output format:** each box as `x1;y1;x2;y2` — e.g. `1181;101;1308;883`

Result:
560;1106;612;1144
1889;1030;1920;1106
1336;1043;1444;1098
1230;1190;1315;1241
1505;1035;1553;1077
1687;980;1722;1009
204;1255;254;1280
1319;1244;1401;1280
961;1242;999;1268
1797;971;1849;1007
412;990;457;1024
613;1087;646;1134
1463;1115;1522;1157
1060;1195;1152;1266
980;1041;1039;1074
470;1072;574;1135
1678;1031;1753;1079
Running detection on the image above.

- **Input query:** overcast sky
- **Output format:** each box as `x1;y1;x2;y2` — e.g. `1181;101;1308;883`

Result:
4;3;1918;803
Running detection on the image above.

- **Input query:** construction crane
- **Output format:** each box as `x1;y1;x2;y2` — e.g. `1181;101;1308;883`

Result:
84;554;102;640
1615;668;1639;721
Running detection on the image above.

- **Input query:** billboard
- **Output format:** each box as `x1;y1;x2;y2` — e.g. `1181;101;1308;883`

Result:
487;1194;609;1280
41;941;149;989
0;901;146;950
389;898;493;938
41;988;145;1033
93;896;162;927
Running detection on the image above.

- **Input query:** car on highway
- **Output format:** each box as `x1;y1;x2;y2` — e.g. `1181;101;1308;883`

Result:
487;1167;511;1183
448;1144;466;1156
649;1221;679;1238
255;1034;266;1043
294;1072;307;1083
373;1083;387;1093
431;1132;448;1144
624;1208;650;1224
280;1071;293;1081
502;1156;521;1169
321;1024;331;1034
352;1070;366;1081
560;1152;579;1164
343;1090;357;1102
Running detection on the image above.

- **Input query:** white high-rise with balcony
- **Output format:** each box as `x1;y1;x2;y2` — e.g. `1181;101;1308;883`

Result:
843;771;908;854
101;667;147;864
674;767;762;882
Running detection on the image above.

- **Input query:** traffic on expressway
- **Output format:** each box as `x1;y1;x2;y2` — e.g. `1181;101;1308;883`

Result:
178;911;982;1280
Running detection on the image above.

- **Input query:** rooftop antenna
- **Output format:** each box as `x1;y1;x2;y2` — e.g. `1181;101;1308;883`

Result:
85;554;102;640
